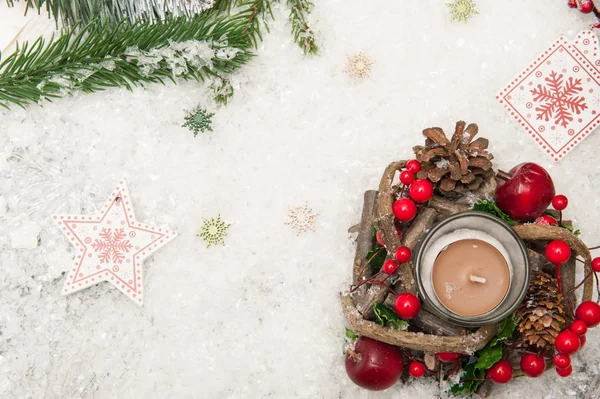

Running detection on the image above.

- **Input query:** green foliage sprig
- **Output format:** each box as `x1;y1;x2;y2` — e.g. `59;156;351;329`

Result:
373;302;408;330
472;200;515;226
451;316;517;395
0;12;255;108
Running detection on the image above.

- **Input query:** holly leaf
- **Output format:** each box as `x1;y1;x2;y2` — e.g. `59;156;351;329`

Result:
561;223;581;237
474;345;503;371
345;327;358;342
451;363;484;395
365;246;386;273
373;302;408;330
489;316;517;347
472;200;515;226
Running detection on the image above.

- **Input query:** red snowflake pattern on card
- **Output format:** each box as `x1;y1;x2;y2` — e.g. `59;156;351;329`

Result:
51;179;178;305
497;30;600;162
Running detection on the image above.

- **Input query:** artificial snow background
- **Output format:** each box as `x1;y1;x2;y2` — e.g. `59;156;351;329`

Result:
1;1;600;398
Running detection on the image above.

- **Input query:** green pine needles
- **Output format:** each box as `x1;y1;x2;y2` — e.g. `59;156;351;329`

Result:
1;0;318;108
183;107;214;136
0;12;255;108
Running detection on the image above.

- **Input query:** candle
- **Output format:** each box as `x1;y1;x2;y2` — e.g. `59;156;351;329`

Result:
432;239;510;317
414;211;529;327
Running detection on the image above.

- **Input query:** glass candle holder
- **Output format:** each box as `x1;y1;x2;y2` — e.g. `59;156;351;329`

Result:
414;211;530;327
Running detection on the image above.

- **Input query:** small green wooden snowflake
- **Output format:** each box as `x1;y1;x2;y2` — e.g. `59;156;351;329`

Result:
446;0;479;23
183;107;214;137
196;214;230;247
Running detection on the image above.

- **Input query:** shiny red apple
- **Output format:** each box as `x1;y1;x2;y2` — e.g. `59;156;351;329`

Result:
345;337;404;391
495;163;555;221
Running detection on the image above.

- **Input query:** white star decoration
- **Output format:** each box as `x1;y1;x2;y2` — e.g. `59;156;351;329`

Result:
52;179;177;305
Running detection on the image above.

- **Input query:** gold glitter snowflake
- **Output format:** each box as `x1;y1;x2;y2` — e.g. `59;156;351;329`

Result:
196;214;230;248
446;0;479;23
284;203;319;236
344;51;374;80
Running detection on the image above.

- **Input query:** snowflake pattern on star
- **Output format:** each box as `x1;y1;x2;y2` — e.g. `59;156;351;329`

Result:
197;214;230;247
446;0;479;23
497;30;600;161
344;51;374;80
284;203;319;236
51;179;178;305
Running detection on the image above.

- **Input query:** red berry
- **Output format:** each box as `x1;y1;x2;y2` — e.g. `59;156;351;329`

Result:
392;198;417;222
520;353;546;378
487;360;513;384
580;0;594;13
394;293;421;320
552;194;569;210
400;170;415;185
556;365;572;377
568;0;578;7
435;352;461;363
394;246;412;263
406;160;421;174
534;215;558;226
569;320;588;336
555;330;581;355
408;179;433;203
408;361;425;377
382;259;399;275
592;257;600;273
553;354;571;369
376;231;385;247
545;240;571;265
580;334;586;349
575;301;600;327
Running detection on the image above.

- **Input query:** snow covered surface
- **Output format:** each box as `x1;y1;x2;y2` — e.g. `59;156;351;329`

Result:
1;1;600;398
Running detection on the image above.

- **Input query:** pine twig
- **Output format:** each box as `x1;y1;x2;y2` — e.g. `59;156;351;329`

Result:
0;12;256;108
286;0;318;55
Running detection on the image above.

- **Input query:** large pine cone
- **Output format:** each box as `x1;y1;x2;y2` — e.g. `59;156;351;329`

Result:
515;271;568;353
413;121;494;194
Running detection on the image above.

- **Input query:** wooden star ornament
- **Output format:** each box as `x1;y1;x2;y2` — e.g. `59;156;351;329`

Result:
52;179;178;305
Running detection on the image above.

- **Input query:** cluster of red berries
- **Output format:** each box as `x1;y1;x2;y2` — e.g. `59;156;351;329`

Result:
487;301;600;383
393;160;433;223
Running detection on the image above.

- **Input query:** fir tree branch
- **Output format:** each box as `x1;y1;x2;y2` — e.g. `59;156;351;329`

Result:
286;0;317;55
0;12;256;108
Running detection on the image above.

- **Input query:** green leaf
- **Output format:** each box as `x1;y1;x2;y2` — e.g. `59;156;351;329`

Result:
372;225;377;237
471;200;515;226
373;302;408;330
345;328;358;342
365;247;386;273
489;316;517;347
561;223;582;237
451;363;484;395
474;345;503;371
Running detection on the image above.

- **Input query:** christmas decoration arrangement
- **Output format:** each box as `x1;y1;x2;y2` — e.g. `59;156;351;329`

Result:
2;0;318;108
497;30;600;161
341;121;599;396
52;179;178;305
183;107;215;136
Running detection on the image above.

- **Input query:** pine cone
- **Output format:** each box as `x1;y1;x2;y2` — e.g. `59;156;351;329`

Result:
413;121;494;194
514;271;568;352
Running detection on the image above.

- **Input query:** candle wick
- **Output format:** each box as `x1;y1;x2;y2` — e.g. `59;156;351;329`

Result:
470;275;486;284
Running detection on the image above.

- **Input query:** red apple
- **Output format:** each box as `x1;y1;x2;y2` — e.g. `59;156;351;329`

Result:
495;163;555;221
345;337;404;391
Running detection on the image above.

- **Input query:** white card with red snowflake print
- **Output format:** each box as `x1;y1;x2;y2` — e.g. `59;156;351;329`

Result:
497;30;600;162
52;179;178;305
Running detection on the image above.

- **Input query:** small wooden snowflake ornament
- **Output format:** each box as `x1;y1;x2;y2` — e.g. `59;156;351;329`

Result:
446;0;479;23
51;179;178;305
344;51;374;80
197;214;230;247
284;203;319;235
